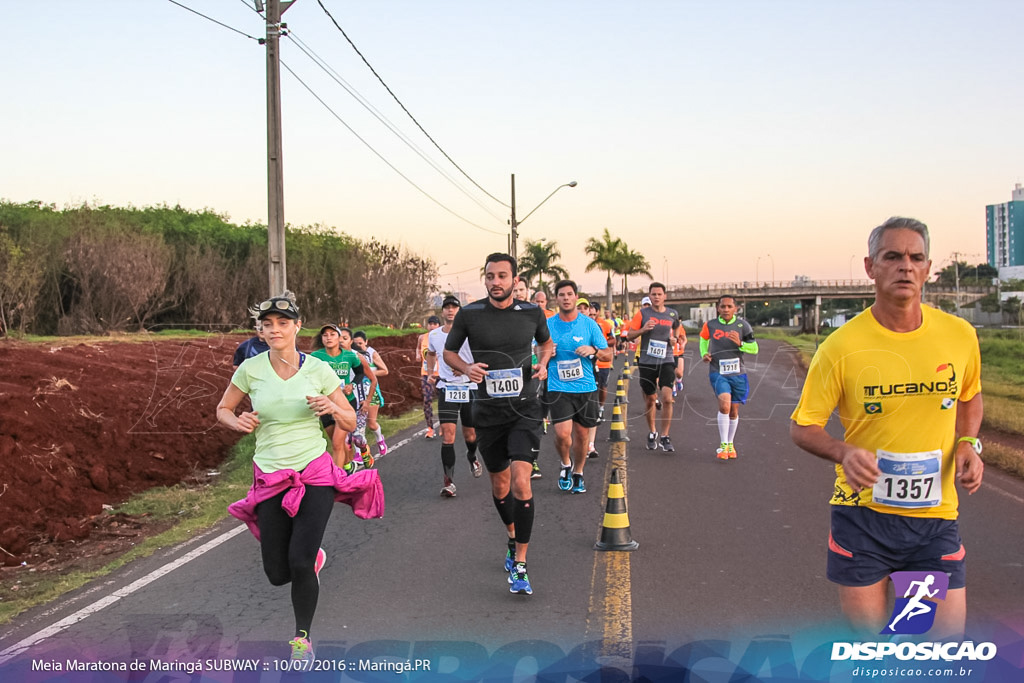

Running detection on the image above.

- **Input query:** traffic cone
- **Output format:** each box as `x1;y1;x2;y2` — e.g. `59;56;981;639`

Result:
595;468;638;551
622;356;632;378
615;376;628;404
608;399;629;442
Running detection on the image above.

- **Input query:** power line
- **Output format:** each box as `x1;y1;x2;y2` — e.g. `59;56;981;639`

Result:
314;0;509;209
166;0;261;42
285;30;503;222
280;60;506;236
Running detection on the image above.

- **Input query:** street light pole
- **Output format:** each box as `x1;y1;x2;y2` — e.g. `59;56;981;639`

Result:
510;174;517;259
509;173;577;261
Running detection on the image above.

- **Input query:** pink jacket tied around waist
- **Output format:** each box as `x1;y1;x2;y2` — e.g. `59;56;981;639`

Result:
229;452;385;540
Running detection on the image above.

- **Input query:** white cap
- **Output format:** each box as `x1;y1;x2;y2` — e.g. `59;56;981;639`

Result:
641;296;652;306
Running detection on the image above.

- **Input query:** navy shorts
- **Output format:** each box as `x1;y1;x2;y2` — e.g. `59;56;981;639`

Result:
827;506;966;588
709;371;749;404
595;367;610;389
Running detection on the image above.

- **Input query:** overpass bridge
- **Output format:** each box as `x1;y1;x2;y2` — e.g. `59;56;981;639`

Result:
658;280;993;332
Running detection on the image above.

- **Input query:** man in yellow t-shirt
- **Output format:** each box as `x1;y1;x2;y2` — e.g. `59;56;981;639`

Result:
790;216;983;640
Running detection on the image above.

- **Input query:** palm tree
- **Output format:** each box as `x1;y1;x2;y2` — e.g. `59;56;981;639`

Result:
613;247;652;316
518;238;569;296
584;228;625;315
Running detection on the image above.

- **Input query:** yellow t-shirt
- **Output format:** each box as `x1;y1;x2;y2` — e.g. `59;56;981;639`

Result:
790;305;981;519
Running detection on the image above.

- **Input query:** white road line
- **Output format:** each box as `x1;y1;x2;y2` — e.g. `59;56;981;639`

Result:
983;478;1024;505
0;525;247;664
0;424;433;664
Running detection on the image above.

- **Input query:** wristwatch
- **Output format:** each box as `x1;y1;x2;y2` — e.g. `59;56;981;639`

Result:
957;436;982;455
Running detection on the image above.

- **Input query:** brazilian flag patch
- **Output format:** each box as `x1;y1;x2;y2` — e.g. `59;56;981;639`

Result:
864;402;882;415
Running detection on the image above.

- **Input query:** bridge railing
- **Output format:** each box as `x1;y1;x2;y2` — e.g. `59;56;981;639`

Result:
664;281;992;298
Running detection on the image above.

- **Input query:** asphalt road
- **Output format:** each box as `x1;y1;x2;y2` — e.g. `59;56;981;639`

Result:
2;340;1022;681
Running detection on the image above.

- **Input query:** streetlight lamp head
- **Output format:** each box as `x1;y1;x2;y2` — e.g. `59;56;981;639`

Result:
568;181;578;188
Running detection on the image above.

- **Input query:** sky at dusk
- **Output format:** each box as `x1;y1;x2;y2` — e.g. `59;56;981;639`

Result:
4;1;1020;299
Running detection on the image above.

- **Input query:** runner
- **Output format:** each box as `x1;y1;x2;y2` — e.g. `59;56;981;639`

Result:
232;317;270;369
310;324;374;469
699;295;758;460
790;216;983;639
625;284;679;452
352;330;390;457
444;253;553;595
546;283;610;494
582;298;609;458
216;295;384;663
418;316;441;439
590;300;616;426
532;289;556;318
531;288;555;472
672;320;687;396
426;295;482;497
513;280;530;302
338;328;379;471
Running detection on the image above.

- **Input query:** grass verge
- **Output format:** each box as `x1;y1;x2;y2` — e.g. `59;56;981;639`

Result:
982;441;1024;480
0;407;423;626
759;327;1024;477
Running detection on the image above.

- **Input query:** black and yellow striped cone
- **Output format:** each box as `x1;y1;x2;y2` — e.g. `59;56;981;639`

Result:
622;356;632;378
615;376;628;404
608;399;629;442
595;468;639;551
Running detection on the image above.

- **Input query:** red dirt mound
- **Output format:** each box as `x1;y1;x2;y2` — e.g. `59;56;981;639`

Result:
0;332;423;567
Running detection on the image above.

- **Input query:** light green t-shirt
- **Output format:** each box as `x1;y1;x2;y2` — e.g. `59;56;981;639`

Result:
231;353;342;473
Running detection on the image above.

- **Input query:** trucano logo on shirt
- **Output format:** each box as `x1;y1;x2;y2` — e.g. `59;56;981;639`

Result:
861;363;957;399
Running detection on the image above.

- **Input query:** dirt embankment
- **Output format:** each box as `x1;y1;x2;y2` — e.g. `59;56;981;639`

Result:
0;333;424;567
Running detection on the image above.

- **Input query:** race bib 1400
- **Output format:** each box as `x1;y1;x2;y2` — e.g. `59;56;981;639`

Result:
485;368;523;398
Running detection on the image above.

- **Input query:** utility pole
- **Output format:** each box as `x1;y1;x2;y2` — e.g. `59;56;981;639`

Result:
509;174;518;261
264;0;295;296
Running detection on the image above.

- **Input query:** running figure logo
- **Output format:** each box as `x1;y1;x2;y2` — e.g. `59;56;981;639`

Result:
881;571;949;635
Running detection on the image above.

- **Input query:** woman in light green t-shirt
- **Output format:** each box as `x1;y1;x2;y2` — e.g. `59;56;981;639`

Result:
216;296;355;663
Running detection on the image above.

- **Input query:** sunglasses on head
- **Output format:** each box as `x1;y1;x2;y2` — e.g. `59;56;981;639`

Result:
258;298;296;312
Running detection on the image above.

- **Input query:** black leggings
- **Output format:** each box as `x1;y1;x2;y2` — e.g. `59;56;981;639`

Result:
256;485;335;637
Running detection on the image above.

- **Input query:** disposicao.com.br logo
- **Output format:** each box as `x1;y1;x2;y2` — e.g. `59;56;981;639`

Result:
831;571;997;663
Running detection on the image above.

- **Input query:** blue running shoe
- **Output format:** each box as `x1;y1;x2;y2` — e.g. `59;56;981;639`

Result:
504;547;514;573
509;562;532;595
571;474;587;494
557;465;572;491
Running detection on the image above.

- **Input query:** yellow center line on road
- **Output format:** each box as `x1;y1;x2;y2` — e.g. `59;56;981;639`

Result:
585;371;635;667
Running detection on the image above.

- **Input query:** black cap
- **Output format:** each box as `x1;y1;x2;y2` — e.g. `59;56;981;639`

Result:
442;295;461;308
256;296;300;320
319;323;342;336
427;315;442;325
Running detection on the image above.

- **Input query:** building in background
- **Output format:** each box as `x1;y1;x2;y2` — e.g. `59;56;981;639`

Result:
987;183;1024;279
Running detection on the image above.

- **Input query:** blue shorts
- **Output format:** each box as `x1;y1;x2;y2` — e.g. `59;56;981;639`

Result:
827;506;966;588
709;372;749;404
